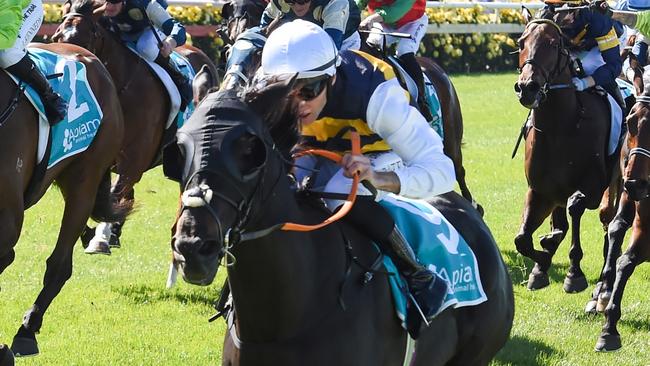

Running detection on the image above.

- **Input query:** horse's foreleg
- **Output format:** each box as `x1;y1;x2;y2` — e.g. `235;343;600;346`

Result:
587;191;635;313
596;203;650;351
563;191;589;293
0;201;24;277
514;189;555;290
10;178;99;357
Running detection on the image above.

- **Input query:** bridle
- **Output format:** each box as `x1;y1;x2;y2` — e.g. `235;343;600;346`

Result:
628;95;650;164
517;19;574;104
176;132;361;266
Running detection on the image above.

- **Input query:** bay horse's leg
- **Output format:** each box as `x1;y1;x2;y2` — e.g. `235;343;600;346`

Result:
0;208;22;276
514;188;556;290
596;201;650;352
10;172;102;356
563;191;590;293
586;191;635;314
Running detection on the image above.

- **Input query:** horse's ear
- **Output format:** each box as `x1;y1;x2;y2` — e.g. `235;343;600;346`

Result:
244;73;298;123
221;1;233;19
522;6;534;24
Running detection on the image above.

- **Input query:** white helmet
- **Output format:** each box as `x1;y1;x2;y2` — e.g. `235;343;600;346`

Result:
261;20;339;79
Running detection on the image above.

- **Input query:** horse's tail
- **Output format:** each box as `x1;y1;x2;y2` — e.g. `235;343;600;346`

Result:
90;170;133;223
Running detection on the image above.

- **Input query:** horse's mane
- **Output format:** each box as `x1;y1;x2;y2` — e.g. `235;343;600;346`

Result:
243;76;300;157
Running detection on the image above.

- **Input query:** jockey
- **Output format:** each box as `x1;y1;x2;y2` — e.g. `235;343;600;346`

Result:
260;0;362;50
257;20;455;325
356;0;433;121
103;0;193;110
0;0;67;125
544;0;625;110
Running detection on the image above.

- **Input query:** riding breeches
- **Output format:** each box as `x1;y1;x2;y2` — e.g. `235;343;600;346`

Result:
120;28;167;62
0;0;43;68
366;14;428;57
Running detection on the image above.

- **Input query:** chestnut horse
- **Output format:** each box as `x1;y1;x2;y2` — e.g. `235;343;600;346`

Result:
166;77;513;365
52;0;219;252
0;43;131;358
514;15;621;292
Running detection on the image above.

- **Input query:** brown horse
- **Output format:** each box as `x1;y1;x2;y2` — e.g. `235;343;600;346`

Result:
0;43;131;357
584;91;650;352
52;0;218;252
166;77;513;365
514;14;621;292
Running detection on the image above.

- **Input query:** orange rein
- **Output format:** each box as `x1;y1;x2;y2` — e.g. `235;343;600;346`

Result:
281;132;361;232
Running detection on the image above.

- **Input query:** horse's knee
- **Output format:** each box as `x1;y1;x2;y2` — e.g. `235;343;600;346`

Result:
514;234;533;256
567;192;587;217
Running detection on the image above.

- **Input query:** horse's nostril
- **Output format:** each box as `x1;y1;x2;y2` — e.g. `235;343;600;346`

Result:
514;83;522;93
524;81;540;93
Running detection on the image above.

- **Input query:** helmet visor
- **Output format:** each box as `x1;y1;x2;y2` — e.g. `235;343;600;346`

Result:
295;76;331;101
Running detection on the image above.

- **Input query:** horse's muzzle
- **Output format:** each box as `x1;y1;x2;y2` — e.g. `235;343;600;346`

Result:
172;236;221;286
624;179;649;201
514;81;541;109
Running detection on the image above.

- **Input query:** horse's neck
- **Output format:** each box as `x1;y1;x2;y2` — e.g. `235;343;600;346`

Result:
227;180;348;343
95;27;140;90
532;69;577;131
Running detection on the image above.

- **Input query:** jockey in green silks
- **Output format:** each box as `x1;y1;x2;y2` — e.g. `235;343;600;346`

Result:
0;0;68;125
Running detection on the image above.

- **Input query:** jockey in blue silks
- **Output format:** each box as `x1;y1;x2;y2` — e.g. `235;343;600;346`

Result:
0;0;67;125
223;0;361;88
543;0;625;110
257;20;454;328
103;0;193;110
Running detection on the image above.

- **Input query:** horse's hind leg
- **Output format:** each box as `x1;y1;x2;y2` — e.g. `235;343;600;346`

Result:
10;171;103;357
0;206;23;276
563;191;589;293
514;189;556;290
586;191;635;313
596;202;650;351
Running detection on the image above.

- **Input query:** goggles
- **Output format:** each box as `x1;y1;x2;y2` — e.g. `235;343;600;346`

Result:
106;0;123;4
295;76;331;101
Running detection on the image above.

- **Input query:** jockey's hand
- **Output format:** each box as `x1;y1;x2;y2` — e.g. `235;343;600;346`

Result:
590;0;613;18
360;13;384;30
571;76;595;91
342;153;375;182
160;38;177;58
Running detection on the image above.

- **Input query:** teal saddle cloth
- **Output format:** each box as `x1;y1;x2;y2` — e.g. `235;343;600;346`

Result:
378;194;487;328
11;48;104;169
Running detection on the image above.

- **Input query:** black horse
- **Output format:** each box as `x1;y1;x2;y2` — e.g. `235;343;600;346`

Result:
165;75;514;365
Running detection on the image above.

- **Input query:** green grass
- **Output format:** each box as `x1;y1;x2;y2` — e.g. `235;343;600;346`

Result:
1;73;649;365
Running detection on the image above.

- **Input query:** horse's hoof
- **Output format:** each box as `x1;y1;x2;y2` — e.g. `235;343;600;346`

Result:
10;337;38;357
596;292;611;313
0;344;15;366
584;300;598;314
527;270;549;290
84;238;111;255
595;333;622;352
108;233;121;248
563;275;588;293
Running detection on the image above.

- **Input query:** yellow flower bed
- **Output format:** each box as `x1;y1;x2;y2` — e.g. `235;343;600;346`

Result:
42;3;524;72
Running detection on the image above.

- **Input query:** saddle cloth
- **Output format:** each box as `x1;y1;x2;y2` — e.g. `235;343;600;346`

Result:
5;48;103;169
378;194;487;329
125;45;196;130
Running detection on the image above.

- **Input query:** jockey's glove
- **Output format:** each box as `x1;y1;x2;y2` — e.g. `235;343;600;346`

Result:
572;76;595;91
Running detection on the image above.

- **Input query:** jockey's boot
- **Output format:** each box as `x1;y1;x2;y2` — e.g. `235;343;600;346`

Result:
381;226;449;321
6;54;67;125
399;52;434;122
155;54;193;111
